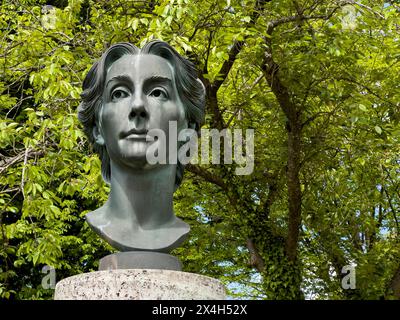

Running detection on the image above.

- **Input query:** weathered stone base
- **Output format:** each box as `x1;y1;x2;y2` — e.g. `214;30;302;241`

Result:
54;269;226;300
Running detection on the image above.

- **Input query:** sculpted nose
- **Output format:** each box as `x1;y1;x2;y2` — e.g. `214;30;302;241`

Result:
129;94;148;121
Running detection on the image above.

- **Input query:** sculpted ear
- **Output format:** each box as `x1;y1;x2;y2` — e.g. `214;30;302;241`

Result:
197;78;206;95
93;124;105;146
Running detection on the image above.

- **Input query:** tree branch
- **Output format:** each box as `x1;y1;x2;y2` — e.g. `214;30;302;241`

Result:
186;163;228;190
388;0;400;13
204;0;269;130
261;173;280;221
211;0;268;92
369;188;385;249
384;188;400;236
267;1;355;33
246;238;265;272
0;149;45;175
211;40;245;92
20;148;29;199
339;76;397;107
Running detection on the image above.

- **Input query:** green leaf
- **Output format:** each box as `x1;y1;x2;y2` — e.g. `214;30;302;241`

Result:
358;104;367;112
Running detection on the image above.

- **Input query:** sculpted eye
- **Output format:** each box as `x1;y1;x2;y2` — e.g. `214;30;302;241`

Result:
150;89;168;99
111;89;129;101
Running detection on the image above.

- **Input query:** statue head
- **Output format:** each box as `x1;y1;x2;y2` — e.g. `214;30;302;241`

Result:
78;40;205;188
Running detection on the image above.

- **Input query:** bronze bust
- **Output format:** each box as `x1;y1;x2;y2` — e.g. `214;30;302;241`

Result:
78;41;205;254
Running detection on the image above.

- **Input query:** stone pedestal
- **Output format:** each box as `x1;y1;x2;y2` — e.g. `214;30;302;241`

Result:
98;252;182;271
54;269;226;300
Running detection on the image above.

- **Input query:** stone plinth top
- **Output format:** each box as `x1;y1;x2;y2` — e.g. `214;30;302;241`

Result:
54;269;226;300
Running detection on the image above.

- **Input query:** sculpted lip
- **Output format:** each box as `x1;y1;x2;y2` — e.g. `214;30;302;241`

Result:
121;128;149;140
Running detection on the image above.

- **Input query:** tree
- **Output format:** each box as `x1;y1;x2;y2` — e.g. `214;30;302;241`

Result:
0;0;399;299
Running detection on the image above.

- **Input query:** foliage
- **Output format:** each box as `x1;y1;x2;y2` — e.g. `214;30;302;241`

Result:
0;0;399;299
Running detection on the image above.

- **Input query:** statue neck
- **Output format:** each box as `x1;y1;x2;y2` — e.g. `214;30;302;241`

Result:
106;161;176;230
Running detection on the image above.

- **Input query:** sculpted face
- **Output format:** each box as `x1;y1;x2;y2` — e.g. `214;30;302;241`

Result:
95;54;187;169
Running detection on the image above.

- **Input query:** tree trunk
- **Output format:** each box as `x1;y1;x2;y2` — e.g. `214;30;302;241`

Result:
285;116;302;262
262;47;302;263
261;38;303;298
386;266;400;299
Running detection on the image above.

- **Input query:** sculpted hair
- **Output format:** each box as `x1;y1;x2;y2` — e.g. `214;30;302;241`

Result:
77;40;206;188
